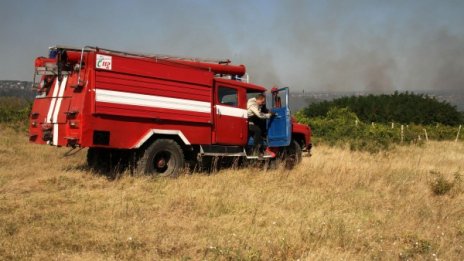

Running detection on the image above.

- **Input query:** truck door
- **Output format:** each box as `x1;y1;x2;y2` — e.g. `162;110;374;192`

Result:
214;85;247;145
267;87;292;147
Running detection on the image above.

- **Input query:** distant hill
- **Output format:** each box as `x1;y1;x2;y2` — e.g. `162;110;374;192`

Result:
1;80;463;113
0;80;34;100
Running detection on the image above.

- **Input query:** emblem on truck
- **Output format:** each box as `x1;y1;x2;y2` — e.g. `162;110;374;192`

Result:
96;54;112;70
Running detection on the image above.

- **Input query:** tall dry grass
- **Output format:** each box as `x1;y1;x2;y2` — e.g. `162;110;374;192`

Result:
1;126;463;260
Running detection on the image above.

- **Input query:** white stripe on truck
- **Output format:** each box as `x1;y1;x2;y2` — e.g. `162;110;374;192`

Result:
46;80;60;123
216;105;248;118
95;89;211;113
133;129;191;148
52;77;68;145
45;76;67;145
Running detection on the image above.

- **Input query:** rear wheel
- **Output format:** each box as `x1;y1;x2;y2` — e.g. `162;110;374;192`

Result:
137;139;185;177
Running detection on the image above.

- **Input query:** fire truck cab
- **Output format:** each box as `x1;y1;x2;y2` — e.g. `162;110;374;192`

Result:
29;46;311;176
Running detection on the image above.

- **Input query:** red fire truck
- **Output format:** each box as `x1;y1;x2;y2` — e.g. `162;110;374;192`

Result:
29;46;311;176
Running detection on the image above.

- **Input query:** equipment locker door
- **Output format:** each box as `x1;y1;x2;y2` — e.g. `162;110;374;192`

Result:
267;87;292;147
214;85;247;145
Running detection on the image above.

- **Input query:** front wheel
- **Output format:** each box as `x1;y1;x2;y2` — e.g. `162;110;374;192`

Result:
136;139;185;177
283;140;302;169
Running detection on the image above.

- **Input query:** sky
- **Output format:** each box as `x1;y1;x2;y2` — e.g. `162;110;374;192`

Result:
1;0;464;93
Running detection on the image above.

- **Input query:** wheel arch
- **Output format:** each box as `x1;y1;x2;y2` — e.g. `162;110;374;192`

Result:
292;132;307;150
134;129;190;148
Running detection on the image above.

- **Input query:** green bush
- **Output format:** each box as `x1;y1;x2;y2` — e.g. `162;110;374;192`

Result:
295;107;463;153
0;97;31;130
431;176;453;196
302;92;463;125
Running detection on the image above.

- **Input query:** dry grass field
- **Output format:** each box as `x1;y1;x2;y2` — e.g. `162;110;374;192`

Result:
1;126;464;260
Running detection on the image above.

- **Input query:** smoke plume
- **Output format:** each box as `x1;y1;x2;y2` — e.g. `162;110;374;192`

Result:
1;0;464;94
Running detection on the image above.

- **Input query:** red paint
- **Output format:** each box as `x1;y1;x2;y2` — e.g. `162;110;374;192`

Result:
34;57;56;67
66;51;87;63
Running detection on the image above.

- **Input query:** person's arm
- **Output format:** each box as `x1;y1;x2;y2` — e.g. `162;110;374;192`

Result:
261;104;269;113
249;104;271;119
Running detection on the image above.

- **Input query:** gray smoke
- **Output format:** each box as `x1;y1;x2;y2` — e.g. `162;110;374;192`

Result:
1;0;463;94
405;29;464;92
261;1;464;93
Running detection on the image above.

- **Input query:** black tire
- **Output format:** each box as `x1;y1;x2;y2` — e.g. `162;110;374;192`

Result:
283;140;302;169
136;139;185;177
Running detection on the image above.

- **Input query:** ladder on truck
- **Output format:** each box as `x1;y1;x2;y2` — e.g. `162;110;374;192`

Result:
49;45;232;64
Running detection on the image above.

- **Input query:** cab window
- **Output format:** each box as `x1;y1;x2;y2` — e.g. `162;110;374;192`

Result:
218;87;238;107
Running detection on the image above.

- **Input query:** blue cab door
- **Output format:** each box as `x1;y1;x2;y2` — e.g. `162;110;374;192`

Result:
267;87;291;147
